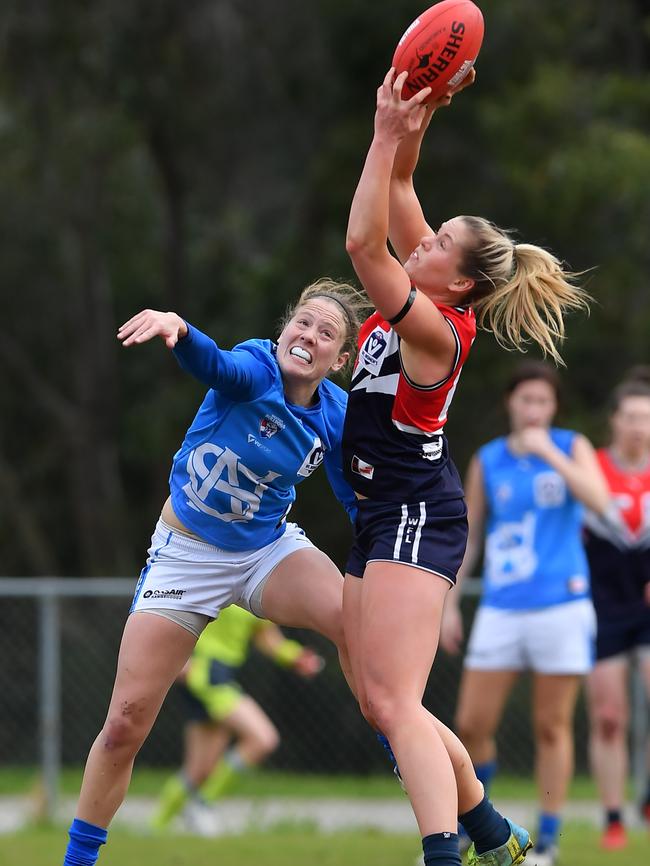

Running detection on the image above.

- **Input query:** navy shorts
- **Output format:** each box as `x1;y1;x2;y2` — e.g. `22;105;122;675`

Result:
345;497;468;585
595;611;650;661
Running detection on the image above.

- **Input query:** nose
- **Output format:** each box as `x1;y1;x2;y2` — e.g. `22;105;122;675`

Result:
420;234;435;249
300;327;317;344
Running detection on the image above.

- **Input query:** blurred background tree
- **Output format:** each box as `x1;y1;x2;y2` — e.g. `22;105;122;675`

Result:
1;0;649;577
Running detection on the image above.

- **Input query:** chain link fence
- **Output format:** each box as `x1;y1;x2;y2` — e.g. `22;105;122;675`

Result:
1;578;646;820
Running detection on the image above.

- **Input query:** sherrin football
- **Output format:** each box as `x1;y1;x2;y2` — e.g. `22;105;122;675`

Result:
392;1;484;102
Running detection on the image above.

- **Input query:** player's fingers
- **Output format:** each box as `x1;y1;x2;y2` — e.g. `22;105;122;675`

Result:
117;310;148;335
382;66;396;88
392;69;409;100
407;86;432;107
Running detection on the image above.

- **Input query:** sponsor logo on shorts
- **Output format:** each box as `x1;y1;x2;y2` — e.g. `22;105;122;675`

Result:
142;588;186;600
352;455;374;479
259;413;285;439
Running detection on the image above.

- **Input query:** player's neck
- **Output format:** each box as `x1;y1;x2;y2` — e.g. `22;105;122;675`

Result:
609;444;650;472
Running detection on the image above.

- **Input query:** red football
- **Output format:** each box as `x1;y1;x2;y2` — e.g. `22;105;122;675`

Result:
392;1;484;102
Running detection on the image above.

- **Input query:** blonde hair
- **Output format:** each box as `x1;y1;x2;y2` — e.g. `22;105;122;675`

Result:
459;216;590;365
279;277;370;371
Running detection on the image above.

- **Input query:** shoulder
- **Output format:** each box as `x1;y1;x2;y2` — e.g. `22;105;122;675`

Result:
436;303;476;337
550;427;579;452
478;436;507;465
233;338;280;374
318;378;348;415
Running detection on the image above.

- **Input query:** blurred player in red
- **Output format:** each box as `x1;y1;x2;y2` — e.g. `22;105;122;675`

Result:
343;66;589;866
584;372;650;849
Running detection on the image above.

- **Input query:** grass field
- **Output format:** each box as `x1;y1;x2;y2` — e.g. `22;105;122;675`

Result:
0;766;608;800
1;823;648;866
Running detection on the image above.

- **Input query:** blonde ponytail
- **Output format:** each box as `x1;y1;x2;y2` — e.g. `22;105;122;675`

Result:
459;217;590;365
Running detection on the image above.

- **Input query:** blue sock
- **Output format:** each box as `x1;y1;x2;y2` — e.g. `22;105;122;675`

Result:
474;760;497;795
459;793;509;855
63;818;108;866
536;813;560;851
422;831;461;865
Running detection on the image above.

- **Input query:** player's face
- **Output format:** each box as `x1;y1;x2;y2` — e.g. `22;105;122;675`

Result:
507;379;557;432
276;299;350;392
611;396;650;453
403;217;473;296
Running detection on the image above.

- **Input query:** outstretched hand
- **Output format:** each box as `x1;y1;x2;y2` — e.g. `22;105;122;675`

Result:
374;68;432;142
292;647;326;678
117;309;188;349
374;66;477;143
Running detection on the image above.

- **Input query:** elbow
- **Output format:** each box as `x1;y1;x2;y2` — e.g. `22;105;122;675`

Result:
345;232;365;259
345;232;382;263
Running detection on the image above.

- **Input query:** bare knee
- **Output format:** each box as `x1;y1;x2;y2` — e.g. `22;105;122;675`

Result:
101;703;150;756
244;724;280;764
534;716;568;748
592;707;627;743
364;686;411;739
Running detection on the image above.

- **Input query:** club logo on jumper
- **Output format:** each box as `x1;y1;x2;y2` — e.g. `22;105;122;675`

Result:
297;437;325;478
351;455;375;480
142;588;185;600
259;413;285;439
534;471;566;508
184;443;280;523
360;329;388;371
422;438;443;462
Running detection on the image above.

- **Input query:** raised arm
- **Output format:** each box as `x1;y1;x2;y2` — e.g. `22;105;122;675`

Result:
515;428;610;516
389;69;476;264
117;308;274;401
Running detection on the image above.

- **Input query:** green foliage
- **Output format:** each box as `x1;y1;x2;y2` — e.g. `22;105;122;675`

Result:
2;0;649;573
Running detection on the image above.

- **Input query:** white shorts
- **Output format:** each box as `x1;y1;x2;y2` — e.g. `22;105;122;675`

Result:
130;519;316;619
464;598;596;675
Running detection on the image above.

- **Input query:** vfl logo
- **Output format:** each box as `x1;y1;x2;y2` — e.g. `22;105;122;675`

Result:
183;443;280;523
360;329;388;371
297;438;325;478
260;413;284;439
351;455;375;480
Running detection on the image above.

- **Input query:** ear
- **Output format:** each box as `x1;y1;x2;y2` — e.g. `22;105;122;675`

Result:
330;351;350;373
448;276;475;294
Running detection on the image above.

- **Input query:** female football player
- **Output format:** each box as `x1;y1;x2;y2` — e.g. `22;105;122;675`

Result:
342;67;592;866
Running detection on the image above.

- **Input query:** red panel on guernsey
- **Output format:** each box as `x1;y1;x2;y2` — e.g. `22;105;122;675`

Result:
354;303;476;436
597;448;650;536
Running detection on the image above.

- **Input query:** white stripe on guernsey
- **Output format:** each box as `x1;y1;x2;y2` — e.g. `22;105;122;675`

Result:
351;373;399;395
411;502;426;563
437;368;462;423
393;504;409;559
392;419;444;437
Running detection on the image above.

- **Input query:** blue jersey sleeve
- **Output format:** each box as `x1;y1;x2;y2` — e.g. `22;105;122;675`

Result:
324;442;358;523
173;323;275;401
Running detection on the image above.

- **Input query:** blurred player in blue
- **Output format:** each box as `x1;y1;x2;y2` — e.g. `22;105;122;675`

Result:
584;374;650;849
62;278;365;866
150;605;323;834
343;66;591;866
443;362;609;866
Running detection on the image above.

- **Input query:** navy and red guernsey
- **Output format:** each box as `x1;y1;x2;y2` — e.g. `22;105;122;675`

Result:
342;302;476;501
584;448;650;616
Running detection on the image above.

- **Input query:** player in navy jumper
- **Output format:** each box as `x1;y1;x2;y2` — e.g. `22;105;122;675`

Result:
62;279;366;866
584;377;650;849
343;68;590;866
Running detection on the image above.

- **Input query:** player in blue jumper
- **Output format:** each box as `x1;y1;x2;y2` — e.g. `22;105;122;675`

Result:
443;362;609;866
62;278;366;866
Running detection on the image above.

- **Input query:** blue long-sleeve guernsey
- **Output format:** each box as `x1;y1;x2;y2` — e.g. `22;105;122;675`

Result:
169;322;356;550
